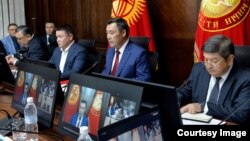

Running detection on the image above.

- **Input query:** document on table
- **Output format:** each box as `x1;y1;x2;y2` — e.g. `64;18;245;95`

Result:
182;112;213;122
182;118;225;125
181;113;226;125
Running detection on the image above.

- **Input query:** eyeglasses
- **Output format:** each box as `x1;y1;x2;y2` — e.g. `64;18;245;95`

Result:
16;35;27;41
204;58;225;67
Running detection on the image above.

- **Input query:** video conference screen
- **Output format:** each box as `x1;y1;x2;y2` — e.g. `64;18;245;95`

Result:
11;62;60;128
58;73;144;140
98;107;164;141
92;72;183;139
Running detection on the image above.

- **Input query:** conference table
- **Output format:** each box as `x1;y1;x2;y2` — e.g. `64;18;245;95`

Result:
0;86;74;141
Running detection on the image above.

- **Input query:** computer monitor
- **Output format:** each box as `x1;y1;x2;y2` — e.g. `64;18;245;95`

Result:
92;72;182;139
98;106;164;141
0;54;15;86
11;62;61;128
25;58;55;69
58;73;144;140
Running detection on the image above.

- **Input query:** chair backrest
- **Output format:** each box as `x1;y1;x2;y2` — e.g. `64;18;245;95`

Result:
78;39;95;50
129;36;158;72
234;45;250;68
0;40;7;56
86;51;102;73
78;39;102;73
129;36;150;51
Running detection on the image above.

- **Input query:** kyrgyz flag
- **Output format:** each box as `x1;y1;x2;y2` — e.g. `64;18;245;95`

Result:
194;0;250;62
63;84;80;123
112;0;156;51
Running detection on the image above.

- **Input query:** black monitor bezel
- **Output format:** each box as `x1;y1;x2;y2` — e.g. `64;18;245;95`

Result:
0;54;15;85
25;58;55;69
58;73;144;140
91;72;183;139
11;62;60;128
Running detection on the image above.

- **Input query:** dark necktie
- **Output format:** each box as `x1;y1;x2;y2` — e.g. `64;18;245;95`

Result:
111;50;120;76
208;77;221;104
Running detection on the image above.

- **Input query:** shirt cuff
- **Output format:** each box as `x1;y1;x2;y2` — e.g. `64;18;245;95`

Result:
200;102;205;112
13;58;19;66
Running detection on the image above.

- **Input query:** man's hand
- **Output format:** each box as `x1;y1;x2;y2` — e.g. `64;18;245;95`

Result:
180;103;202;114
5;55;13;62
7;57;17;65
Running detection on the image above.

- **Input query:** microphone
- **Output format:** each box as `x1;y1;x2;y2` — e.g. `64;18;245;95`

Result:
218;98;250;125
177;78;192;90
82;61;98;74
17;48;28;61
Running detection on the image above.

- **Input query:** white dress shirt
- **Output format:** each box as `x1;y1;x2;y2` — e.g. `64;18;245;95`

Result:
59;41;74;73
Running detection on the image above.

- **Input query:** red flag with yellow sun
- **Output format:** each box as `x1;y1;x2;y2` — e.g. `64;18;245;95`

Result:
62;84;80;123
194;0;250;62
112;0;156;52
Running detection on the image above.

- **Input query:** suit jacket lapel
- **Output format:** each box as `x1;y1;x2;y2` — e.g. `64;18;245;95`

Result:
107;48;115;75
199;67;211;102
116;44;132;76
218;64;237;104
64;43;75;70
56;51;62;70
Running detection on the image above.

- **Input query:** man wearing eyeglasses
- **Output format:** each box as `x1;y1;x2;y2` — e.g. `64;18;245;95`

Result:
5;25;46;65
177;35;250;125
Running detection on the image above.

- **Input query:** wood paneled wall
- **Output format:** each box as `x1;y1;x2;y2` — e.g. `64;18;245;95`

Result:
24;0;201;86
25;0;111;42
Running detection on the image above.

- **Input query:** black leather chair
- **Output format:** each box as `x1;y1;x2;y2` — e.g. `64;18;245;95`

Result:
129;36;158;72
78;39;102;74
78;39;95;50
0;40;7;56
234;45;250;68
129;36;150;51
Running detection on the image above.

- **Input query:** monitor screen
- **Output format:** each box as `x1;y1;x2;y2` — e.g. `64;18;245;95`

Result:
25;58;55;69
11;62;61;128
58;73;144;140
92;72;182;139
0;54;15;85
98;106;164;141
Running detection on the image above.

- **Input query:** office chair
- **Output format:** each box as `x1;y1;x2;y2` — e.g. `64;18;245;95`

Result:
234;45;250;68
129;36;150;51
78;39;95;50
0;41;7;56
78;39;102;74
129;36;158;72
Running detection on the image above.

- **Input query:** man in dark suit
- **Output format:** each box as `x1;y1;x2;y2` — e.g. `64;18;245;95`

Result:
5;25;46;65
177;35;250;124
102;18;151;82
39;22;58;60
49;24;86;80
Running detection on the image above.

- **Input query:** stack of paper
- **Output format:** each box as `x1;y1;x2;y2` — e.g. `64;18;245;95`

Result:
182;113;213;123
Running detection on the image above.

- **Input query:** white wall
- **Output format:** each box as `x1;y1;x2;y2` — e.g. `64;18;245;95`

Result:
0;0;25;39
